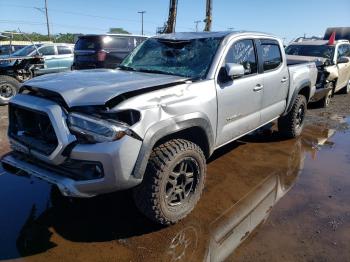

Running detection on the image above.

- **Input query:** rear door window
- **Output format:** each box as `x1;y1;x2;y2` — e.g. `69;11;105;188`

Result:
261;42;282;71
38;45;55;56
57;46;72;55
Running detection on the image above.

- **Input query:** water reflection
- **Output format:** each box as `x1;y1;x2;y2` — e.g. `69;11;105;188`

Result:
205;142;302;261
161;126;334;262
0;125;335;261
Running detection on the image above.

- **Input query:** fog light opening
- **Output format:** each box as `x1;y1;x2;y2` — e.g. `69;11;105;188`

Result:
82;164;103;180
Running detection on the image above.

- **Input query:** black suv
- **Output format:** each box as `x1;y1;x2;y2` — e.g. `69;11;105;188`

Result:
72;34;148;69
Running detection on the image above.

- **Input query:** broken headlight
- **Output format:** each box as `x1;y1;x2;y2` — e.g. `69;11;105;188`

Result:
67;112;129;143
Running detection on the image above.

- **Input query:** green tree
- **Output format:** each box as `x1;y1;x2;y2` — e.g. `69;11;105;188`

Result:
55;33;75;43
6;32;50;42
109;28;130;34
3;31;79;43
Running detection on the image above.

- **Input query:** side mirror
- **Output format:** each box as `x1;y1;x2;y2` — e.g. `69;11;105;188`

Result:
225;63;245;79
337;56;350;64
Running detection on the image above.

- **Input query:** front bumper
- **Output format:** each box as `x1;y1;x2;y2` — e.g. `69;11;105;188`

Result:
2;133;143;197
3;94;143;197
2;152;94;197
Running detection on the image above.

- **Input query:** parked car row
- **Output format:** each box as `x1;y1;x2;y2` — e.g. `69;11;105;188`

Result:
0;34;148;104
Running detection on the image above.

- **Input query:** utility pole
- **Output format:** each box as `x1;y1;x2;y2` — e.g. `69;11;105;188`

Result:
194;20;201;32
138;11;146;35
44;0;50;39
204;0;212;31
164;0;178;33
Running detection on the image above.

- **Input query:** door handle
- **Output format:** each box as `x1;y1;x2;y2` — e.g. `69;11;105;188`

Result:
281;77;288;83
253;84;263;92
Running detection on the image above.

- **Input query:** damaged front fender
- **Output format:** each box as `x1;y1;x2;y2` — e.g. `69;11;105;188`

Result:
131;112;214;179
325;65;339;82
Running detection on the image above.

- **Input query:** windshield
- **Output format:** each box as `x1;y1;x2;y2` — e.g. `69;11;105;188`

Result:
285;45;335;60
120;37;223;79
11;45;40;57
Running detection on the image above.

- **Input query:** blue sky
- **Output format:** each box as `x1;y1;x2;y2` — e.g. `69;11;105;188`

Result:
0;0;349;43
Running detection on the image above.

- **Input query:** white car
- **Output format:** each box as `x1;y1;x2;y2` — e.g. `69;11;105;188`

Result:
286;38;350;107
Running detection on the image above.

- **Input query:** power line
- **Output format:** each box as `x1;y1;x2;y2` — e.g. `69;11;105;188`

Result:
0;19;107;32
1;4;194;32
2;4;153;25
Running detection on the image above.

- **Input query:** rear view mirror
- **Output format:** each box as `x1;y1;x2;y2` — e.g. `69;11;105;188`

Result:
337;56;350;64
225;63;245;79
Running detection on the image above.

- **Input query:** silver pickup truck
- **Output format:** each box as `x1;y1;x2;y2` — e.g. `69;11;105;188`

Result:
1;31;317;225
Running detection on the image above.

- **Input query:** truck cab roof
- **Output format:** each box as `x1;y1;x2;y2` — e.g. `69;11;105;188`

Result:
153;31;276;41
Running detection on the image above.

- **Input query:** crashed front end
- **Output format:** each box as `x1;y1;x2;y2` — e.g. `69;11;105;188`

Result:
310;59;333;103
1;93;143;197
0;56;45;82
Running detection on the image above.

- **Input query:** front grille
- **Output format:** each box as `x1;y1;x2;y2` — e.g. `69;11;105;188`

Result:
9;104;58;155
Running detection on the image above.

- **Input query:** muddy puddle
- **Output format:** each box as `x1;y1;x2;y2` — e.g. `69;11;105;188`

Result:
0;119;349;262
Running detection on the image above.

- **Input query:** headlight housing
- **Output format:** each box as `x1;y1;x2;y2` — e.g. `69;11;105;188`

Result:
67;112;129;143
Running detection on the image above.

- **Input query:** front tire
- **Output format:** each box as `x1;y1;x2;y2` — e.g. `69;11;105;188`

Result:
317;88;332;108
133;139;206;225
278;94;307;138
0;75;20;105
341;79;350;94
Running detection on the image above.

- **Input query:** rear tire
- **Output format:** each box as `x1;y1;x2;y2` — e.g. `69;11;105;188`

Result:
278;94;307;138
133;139;206;225
0;75;20;105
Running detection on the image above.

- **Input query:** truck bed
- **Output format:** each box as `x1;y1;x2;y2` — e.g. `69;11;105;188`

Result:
287;54;325;67
286;58;318;107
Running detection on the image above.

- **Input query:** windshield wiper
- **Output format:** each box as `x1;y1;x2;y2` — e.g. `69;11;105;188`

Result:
118;65;136;71
136;68;177;76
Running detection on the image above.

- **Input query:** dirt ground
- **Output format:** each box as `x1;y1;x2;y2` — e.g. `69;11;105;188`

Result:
0;92;349;262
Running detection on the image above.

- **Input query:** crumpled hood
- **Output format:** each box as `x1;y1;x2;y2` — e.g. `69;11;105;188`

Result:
23;69;187;107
